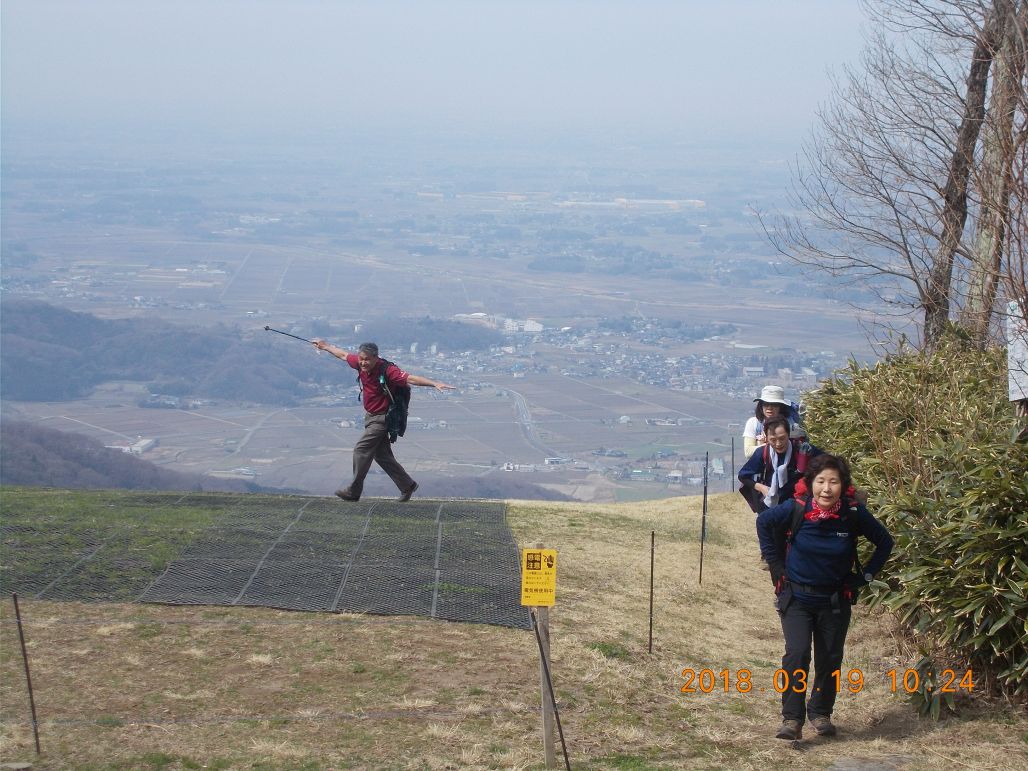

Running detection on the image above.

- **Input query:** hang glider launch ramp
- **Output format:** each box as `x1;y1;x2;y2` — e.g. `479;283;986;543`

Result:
1;493;531;630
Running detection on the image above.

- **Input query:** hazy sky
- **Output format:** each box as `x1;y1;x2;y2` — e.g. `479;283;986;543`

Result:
2;0;866;144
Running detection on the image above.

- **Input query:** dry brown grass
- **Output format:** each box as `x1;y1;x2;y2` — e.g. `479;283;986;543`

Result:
1;492;1025;770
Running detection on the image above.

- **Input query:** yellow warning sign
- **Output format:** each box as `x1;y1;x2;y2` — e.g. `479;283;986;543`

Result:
520;548;557;606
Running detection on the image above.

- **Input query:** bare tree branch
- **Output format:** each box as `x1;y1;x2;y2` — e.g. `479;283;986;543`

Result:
762;0;1025;350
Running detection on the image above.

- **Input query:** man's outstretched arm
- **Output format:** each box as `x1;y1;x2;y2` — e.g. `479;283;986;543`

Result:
406;374;456;392
312;339;350;361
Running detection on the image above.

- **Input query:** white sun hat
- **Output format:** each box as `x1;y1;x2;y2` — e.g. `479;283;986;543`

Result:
754;385;790;406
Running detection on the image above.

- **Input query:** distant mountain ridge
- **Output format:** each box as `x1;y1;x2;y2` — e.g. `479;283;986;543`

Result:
0;300;318;404
1;302;572;501
0;301;503;405
0;421;572;500
0;421;266;493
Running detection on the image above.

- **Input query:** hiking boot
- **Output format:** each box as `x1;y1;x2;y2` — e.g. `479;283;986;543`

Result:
335;489;360;502
397;481;418;502
810;715;836;736
775;719;802;740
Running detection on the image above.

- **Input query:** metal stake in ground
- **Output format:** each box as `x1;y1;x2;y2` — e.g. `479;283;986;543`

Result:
648;530;655;654
730;436;735;492
699;452;709;585
12;594;41;755
263;325;315;344
536;605;556;767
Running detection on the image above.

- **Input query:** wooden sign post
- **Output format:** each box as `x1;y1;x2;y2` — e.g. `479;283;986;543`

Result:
522;547;558;768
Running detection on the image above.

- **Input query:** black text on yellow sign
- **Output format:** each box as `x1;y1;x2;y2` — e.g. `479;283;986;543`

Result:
521;548;557;606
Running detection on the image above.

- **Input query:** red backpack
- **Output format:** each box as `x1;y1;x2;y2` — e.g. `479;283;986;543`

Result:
762;438;813;473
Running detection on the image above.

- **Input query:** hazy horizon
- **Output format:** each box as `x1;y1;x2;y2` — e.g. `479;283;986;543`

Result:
0;1;889;503
3;0;866;154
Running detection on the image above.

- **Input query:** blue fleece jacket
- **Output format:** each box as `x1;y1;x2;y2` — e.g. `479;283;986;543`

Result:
756;497;893;590
738;441;821;507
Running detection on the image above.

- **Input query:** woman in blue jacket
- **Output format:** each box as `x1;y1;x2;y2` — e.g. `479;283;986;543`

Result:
756;454;893;741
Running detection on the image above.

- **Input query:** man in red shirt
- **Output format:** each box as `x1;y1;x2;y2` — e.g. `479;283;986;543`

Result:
313;339;455;502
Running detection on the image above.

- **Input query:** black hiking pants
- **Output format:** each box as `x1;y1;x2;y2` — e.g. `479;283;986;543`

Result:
778;598;851;723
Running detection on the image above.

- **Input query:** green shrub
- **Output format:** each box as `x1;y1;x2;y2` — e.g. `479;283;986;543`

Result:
803;334;1028;702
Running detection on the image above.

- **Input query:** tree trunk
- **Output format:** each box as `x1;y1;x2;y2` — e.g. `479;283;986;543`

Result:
923;2;1007;348
962;0;1028;345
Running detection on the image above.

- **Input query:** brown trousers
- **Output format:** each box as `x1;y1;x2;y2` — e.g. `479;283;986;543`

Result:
341;412;414;497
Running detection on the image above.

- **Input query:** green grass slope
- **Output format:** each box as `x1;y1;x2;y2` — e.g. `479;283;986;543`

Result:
0;487;1024;770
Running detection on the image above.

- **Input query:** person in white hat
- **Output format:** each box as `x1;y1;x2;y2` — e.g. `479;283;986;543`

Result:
743;385;792;457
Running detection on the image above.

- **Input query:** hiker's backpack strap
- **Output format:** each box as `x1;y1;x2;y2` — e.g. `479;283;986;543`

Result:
787;498;807;544
377;360;396;404
843;500;864;575
792;496;864;574
769;497;807;585
787;496;859;557
358;360;395;403
768;500;802;591
377;360;406;444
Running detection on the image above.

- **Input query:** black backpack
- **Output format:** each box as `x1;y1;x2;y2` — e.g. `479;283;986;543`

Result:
356;359;412;443
377;360;411;443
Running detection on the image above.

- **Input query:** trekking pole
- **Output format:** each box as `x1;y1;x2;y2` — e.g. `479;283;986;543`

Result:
12;594;42;755
263;326;315;344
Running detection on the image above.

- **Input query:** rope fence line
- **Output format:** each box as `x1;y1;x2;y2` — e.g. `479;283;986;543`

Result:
32;541;109;600
430;507;447;618
329;502;376;613
230;498;312;605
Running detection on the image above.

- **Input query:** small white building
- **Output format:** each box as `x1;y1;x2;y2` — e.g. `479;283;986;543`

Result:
129;438;158;455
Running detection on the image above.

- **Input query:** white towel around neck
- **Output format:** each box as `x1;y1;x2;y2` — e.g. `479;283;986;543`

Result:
763;440;793;508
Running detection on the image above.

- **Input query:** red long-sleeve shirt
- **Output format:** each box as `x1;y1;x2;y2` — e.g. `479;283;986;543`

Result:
346;354;409;414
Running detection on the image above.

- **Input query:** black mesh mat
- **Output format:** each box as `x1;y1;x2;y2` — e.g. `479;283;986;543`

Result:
0;494;530;630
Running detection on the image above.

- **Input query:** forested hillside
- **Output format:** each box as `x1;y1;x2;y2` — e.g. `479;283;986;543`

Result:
0;421;265;492
0;301;502;405
0;421;570;500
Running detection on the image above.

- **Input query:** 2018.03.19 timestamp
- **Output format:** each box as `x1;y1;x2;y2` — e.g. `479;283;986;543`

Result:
679;668;975;694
